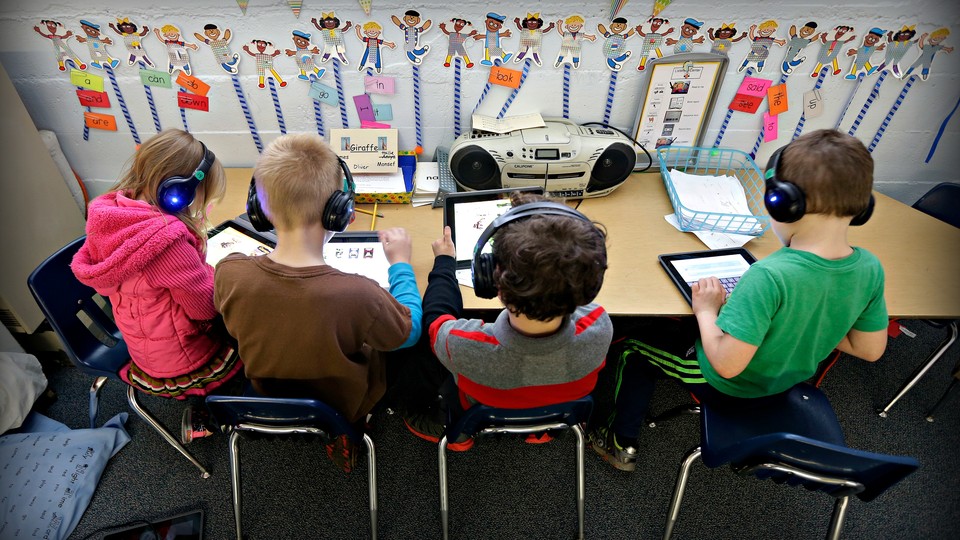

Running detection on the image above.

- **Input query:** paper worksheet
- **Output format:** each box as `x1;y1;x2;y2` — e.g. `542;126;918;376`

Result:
471;112;545;134
668;169;762;234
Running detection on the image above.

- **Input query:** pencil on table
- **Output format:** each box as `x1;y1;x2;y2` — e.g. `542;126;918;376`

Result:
355;208;384;217
370;202;378;231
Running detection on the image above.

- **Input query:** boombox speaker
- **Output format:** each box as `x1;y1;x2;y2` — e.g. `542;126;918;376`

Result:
448;118;637;198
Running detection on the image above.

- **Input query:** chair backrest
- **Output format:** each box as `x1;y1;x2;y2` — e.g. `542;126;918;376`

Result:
205;395;361;442
700;383;918;503
913;182;960;229
26;236;129;376
446;396;594;441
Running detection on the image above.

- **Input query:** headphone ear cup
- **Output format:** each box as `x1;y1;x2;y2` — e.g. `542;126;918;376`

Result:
157;176;199;214
764;181;806;223
472;253;498;299
322;190;355;232
246;177;273;232
850;194;875;226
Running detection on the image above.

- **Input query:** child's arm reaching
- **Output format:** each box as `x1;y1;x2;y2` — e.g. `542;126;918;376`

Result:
422;226;463;354
380;227;422;349
835;328;887;362
692;277;758;378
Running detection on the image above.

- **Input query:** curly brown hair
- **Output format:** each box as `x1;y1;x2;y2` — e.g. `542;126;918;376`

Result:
493;193;607;321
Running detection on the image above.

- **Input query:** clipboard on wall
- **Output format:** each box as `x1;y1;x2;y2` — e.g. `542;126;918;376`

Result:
631;53;728;151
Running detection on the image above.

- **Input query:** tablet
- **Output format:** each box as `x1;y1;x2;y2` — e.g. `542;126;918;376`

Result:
102;509;203;540
658;247;757;305
206;219;275;267
442;187;544;279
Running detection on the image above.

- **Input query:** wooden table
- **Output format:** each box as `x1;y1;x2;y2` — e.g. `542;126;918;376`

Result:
214;169;960;318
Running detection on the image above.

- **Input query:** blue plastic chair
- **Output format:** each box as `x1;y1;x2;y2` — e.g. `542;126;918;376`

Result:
438;396;593;540
27;236;211;478
205;395;378;540
663;383;918;540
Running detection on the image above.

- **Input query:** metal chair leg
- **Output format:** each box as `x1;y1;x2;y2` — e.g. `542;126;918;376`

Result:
228;431;242;540
438;436;450;540
663;447;702;540
89;376;108;429
879;320;958;417
573;424;586;540
125;386;211;478
825;496;850;540
925;377;959;422
363;433;378;540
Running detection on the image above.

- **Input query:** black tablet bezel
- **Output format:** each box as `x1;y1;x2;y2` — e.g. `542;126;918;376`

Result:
658;247;757;305
102;509;203;540
442;186;544;267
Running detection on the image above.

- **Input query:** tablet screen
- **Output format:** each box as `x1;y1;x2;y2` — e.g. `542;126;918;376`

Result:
443;187;544;268
658;247;757;305
206;223;274;266
323;233;391;288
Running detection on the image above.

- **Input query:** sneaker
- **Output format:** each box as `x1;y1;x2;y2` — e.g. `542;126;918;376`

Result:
589;426;638;472
402;412;474;451
325;434;360;473
181;405;214;444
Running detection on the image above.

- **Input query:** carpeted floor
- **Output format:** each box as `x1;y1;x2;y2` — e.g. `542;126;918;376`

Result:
30;317;960;539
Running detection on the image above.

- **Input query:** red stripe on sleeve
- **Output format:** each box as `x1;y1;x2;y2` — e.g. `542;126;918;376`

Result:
429;314;457;356
449;328;500;346
575;306;606;335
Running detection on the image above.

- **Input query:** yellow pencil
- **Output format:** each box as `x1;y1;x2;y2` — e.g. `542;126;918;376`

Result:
370;202;378;231
355;208;384;218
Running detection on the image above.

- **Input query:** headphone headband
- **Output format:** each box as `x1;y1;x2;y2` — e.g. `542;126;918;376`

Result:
157;142;215;214
247;156;356;232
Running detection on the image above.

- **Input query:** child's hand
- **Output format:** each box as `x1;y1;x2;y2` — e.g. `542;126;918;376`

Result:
379;227;412;265
432;226;456;258
691;277;726;315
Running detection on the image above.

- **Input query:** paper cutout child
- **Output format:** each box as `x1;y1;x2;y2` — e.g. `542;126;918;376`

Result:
666;18;705;54
781;22;823;75
810;26;856;77
243;39;287;88
513;12;555;66
285;30;324;80
635;17;674;71
738;20;785;72
440;18;478;68
598;18;635;71
845;28;886;79
707;23;747;56
194;24;240;74
109;17;155;68
311;12;352;64
877;26;919;78
33;19;86;71
555;14;596;68
903;28;953;81
154;24;198;75
391;10;432;65
76;20;120;70
354;22;396;73
474;12;512;66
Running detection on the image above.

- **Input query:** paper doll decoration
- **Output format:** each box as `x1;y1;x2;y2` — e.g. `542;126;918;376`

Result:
440;18;478;68
75;20;120;70
391;10;432;65
903;28;953;81
311;12;352;64
285;31;324;80
154;24;198;75
666;18;705;54
707;23;747;56
635;17;674;71
738;20;785;72
243;39;287;87
513;13;555;66
877;26;919;77
810;26;856;77
844;28;886;79
781;22;823;75
598;17;635;71
194;24;240;74
555;15;596;68
109;17;155;68
474;12;512;66
34;19;86;71
354;22;396;73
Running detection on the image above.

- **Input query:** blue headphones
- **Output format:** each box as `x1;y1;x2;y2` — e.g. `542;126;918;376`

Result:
157;142;216;214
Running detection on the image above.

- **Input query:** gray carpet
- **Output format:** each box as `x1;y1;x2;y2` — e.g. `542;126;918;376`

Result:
30;317;960;540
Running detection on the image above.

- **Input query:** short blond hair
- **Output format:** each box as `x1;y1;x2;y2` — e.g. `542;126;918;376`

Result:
565;15;585;25
930;27;950;39
758;20;778;31
160;24;180;35
362;21;382;31
254;134;342;230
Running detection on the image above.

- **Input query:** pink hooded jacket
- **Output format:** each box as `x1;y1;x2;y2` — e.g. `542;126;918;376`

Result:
71;191;224;379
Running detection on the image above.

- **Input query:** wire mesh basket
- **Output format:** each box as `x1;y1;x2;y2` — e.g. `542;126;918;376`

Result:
656;146;769;236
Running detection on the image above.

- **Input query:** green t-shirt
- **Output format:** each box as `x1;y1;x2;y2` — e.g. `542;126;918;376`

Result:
697;247;888;398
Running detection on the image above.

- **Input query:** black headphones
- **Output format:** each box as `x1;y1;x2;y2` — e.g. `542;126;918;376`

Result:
157;142;215;214
764;144;874;226
246;157;356;233
471;201;597;299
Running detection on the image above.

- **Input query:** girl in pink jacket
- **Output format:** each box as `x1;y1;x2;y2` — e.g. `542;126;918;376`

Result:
71;129;242;408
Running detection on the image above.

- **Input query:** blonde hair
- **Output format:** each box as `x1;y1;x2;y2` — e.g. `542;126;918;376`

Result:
758;20;778;31
565;15;585;25
112;129;225;243
253;134;342;231
160;24;180;35
930;27;950;39
362;21;382;31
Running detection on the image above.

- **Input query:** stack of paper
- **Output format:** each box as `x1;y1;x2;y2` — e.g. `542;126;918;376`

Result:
666;169;762;249
411;162;440;207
